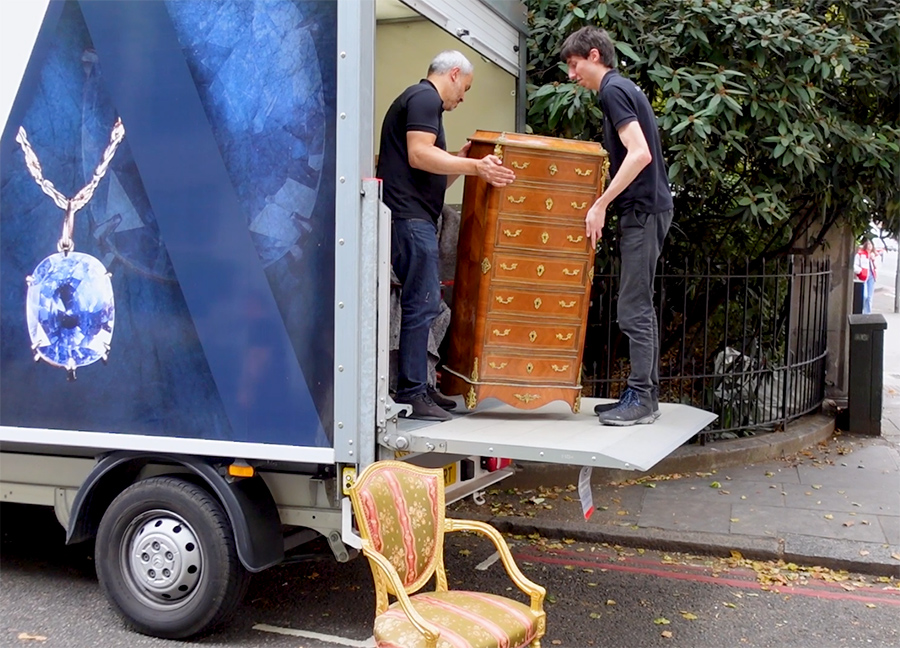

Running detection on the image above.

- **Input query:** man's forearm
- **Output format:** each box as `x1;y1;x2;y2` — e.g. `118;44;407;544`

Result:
410;145;476;177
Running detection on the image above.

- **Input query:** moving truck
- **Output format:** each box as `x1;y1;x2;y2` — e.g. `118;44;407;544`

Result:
0;0;715;638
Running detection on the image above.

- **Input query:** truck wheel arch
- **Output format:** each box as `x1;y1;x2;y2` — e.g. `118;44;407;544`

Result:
66;451;283;572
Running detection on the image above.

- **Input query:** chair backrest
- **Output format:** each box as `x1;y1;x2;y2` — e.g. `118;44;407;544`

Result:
348;460;446;596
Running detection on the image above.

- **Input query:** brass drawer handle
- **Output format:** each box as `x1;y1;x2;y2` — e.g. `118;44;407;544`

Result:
571;201;588;210
551;364;570;372
549;164;558;176
515;393;540;403
534;298;542;309
510;161;529;169
499;262;518;271
575;167;593;176
562;268;580;276
504;229;523;238
489;362;508;370
556;332;573;341
507;195;526;204
496;295;514;305
545;198;554;211
559;300;577;308
493;328;511;337
567;234;584;243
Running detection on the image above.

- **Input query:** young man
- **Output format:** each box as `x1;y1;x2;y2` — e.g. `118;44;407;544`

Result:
377;50;515;420
561;27;674;426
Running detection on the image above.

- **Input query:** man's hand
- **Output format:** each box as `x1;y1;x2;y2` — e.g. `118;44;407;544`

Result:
585;200;606;247
475;155;515;187
457;141;472;158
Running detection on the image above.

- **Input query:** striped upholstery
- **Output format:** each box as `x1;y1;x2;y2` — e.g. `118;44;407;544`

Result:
375;591;538;648
354;463;442;589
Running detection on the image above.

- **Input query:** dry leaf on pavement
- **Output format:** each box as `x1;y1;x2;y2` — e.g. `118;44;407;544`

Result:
17;634;48;642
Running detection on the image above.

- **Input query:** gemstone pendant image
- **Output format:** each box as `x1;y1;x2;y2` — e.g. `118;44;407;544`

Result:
26;252;114;379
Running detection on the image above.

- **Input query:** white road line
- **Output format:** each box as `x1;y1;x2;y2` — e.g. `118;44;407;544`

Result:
253;624;375;647
475;550;500;571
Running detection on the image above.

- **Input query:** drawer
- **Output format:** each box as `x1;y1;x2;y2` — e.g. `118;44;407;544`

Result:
504;150;603;188
495;217;592;254
484;318;582;352
500;184;597;220
489;285;586;320
481;352;580;384
491;253;589;288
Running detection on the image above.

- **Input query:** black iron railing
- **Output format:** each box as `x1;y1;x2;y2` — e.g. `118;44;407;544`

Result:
583;256;831;443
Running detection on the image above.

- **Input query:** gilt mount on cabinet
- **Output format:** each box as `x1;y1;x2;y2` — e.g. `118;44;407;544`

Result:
442;131;609;413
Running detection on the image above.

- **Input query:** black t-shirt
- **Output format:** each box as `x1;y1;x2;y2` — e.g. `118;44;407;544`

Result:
598;70;673;215
376;79;446;224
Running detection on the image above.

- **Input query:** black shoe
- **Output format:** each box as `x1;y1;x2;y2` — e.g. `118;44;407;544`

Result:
427;385;457;411
396;392;453;421
597;389;656;426
595;388;660;419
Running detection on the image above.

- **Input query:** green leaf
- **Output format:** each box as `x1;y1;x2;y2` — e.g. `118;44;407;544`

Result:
615;42;642;63
573;7;585;19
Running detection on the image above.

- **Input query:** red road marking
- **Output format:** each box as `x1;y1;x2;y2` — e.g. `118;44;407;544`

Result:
513;548;900;607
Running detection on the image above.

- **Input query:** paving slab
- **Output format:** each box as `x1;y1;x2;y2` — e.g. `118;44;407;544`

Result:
781;535;900;578
780;482;899;516
636;497;733;534
729;503;891;543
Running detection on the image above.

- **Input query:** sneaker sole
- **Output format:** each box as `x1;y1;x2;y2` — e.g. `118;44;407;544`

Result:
598;414;657;426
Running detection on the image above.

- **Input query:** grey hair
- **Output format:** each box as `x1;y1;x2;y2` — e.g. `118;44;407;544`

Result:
428;50;473;76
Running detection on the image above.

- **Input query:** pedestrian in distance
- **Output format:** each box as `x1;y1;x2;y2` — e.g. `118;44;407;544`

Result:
854;239;878;314
377;50;516;421
561;26;674;426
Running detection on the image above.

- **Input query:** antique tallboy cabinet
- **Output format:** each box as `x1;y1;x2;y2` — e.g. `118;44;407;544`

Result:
442;131;609;413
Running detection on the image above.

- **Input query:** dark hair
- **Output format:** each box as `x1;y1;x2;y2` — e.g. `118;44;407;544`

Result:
560;26;617;68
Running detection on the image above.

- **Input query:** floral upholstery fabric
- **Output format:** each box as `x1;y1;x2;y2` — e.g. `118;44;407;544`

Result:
374;590;538;648
356;466;441;587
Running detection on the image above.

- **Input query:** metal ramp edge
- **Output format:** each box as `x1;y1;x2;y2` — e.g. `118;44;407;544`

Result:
396;398;718;472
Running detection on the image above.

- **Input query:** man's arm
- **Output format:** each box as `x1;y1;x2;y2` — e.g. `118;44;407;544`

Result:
584;120;652;246
407;131;515;187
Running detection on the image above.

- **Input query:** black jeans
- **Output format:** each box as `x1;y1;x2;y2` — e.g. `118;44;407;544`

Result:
391;218;442;399
617;209;674;403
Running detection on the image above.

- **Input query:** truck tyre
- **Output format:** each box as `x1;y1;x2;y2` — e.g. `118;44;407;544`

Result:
95;476;251;638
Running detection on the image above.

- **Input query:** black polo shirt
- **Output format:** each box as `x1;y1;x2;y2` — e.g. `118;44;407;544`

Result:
598;70;673;215
377;79;446;225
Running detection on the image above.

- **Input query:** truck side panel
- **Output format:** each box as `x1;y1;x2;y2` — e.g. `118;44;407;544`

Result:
1;0;337;448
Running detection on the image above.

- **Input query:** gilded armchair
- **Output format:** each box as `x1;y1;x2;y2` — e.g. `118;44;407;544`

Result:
347;460;546;648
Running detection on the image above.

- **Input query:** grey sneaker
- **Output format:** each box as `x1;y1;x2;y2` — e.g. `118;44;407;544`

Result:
396;392;453;421
427;385;457;411
597;389;656;426
594;388;660;420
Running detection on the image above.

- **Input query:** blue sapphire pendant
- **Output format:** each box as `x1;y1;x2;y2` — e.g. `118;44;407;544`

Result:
26;251;115;379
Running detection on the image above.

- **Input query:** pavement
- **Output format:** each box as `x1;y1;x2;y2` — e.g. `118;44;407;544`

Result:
450;280;900;578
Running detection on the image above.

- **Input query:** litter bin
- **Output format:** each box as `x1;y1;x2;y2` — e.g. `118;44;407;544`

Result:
848;313;887;436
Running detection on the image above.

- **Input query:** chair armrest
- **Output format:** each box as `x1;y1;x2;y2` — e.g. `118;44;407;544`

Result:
360;542;442;648
445;518;546;613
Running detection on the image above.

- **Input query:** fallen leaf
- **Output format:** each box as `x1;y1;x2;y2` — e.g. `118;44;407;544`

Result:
765;471;774;477
661;630;673;638
859;550;870;556
866;604;877;608
563;538;576;544
459;549;471;556
723;602;737;608
843;521;855;527
730;518;740;522
891;553;900;561
731;550;744;560
589;612;602;619
17;634;47;642
812;484;822;489
681;612;698;620
552;640;562;645
824;514;834;520
654;617;671;625
719;490;731;495
710;481;721;488
606;599;617;605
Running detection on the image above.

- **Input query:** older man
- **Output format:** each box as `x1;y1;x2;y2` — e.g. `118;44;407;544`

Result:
377;50;515;420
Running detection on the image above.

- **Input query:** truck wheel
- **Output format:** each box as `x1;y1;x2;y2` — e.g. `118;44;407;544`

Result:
95;476;250;638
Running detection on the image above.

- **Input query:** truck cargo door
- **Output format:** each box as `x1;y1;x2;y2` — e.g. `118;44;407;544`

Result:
389;399;718;472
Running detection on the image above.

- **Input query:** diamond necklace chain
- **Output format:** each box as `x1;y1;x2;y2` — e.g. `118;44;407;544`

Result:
15;118;125;253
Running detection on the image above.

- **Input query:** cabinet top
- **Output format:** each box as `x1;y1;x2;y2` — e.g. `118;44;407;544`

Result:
468;130;607;158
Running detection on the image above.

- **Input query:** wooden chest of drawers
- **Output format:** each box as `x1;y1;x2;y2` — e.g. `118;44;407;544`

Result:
442;131;609;413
